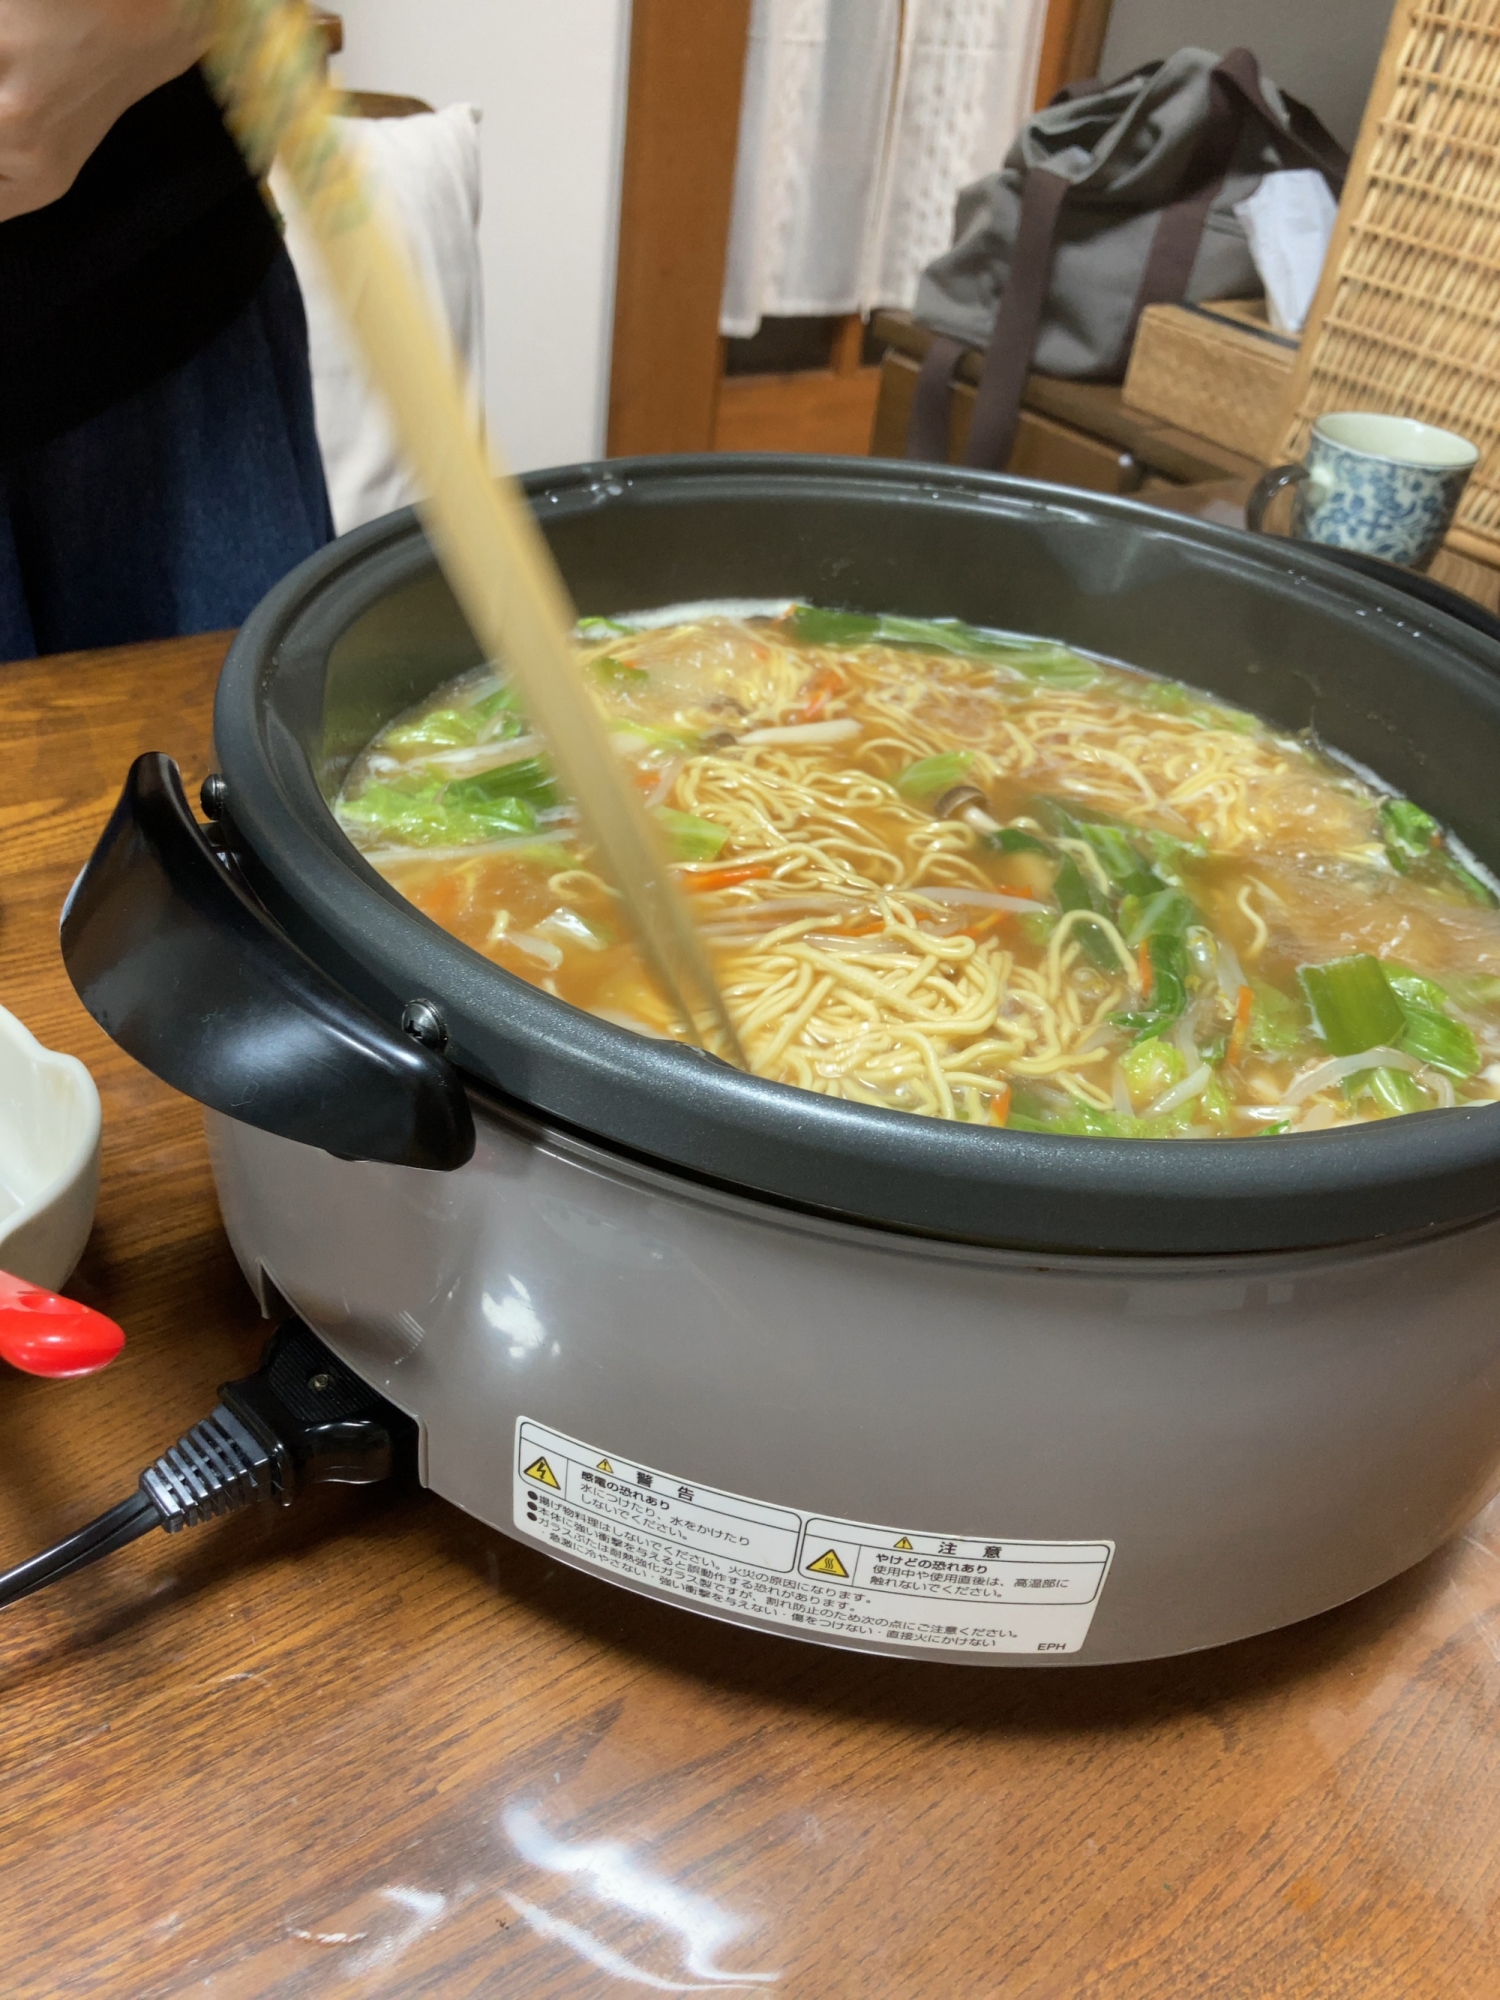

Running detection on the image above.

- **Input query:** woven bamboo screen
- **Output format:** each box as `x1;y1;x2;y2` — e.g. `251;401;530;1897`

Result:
1278;0;1500;567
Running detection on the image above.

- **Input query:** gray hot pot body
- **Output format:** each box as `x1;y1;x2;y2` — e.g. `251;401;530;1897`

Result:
69;459;1500;1664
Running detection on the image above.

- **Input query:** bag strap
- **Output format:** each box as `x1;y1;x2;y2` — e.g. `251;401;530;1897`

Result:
1111;47;1346;374
906;334;969;462
1113;51;1254;373
957;165;1071;471
1279;88;1351;194
1216;48;1348;189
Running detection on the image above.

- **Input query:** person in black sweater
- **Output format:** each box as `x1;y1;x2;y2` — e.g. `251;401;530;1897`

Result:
0;2;332;658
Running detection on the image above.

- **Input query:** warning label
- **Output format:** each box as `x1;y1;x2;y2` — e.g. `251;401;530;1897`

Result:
513;1419;1113;1656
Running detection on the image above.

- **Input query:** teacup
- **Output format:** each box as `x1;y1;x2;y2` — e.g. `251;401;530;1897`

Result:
1247;412;1479;570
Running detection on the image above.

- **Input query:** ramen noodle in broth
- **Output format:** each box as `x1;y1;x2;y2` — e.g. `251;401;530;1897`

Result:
337;605;1500;1138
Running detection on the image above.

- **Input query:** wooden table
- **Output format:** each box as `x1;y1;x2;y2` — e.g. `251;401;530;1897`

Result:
6;633;1500;1999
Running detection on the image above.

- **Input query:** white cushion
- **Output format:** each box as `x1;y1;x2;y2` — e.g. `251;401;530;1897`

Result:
271;103;485;535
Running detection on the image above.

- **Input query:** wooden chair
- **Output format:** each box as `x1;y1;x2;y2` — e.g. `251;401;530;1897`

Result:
312;12;433;120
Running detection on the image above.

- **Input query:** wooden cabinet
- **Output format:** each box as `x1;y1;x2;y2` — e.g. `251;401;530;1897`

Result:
868;310;1262;492
872;348;1142;494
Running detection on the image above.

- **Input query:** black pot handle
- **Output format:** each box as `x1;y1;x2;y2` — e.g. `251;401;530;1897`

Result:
60;755;475;1171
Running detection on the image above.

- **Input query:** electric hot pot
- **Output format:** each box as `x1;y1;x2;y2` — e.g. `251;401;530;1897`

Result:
60;458;1500;1665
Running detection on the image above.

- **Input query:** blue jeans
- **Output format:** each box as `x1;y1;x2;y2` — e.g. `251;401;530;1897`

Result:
0;248;333;660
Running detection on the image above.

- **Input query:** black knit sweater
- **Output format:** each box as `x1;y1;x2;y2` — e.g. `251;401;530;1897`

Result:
0;65;280;459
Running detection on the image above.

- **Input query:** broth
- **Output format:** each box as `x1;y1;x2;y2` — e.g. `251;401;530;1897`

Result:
336;605;1500;1137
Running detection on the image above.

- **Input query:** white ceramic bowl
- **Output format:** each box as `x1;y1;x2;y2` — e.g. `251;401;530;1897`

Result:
0;1005;101;1291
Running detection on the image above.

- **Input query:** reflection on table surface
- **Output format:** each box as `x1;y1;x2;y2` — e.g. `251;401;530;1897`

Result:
4;634;1500;2000
10;1474;1500;1999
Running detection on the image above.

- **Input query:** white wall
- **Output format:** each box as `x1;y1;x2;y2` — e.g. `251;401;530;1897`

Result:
335;0;632;472
1100;0;1391;152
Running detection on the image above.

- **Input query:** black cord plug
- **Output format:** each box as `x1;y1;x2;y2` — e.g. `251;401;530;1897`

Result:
0;1320;413;1610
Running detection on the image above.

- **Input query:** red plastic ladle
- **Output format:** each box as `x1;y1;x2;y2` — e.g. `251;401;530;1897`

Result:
0;1270;125;1378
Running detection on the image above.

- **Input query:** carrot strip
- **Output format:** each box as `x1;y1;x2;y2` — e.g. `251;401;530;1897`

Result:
798;666;845;721
681;862;771;893
1228;982;1254;1066
1137;939;1154;999
990;1084;1012;1127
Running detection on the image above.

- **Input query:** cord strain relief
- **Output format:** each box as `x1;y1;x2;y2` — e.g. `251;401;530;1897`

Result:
139;1404;278;1532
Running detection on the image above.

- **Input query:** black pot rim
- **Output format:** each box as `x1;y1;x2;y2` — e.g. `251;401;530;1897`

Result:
213;454;1500;1257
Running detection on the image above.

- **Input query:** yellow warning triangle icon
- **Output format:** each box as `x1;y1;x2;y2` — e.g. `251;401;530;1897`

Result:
523;1455;560;1490
596;1459;614;1474
806;1548;849;1578
893;1537;914;1551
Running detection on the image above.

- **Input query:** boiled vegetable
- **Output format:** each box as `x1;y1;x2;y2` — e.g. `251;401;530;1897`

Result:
1300;954;1481;1076
1380;798;1441;869
590;655;650;687
786;607;1101;685
788;607;878;646
1379;796;1497;906
1112;932;1191;1041
1244;979;1308;1058
1393;999;1480;1078
1120;1037;1184;1110
1075;822;1162;897
1298;955;1405;1055
1120;887;1199;948
1136;678;1259;734
340;778;537;845
655;807;730;861
385;685;526;750
1053;855;1118;972
1386;968;1448;1012
896;751;973;801
988;826;1054;857
381;708;486;749
683;862;772;892
445;756;558;812
1226;983;1254;1067
1346;1066;1427;1115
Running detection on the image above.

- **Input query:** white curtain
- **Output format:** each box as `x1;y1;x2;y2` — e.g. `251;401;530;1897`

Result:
720;0;901;337
720;0;1048;339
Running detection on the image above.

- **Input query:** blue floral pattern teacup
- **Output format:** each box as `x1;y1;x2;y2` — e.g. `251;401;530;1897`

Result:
1248;412;1479;570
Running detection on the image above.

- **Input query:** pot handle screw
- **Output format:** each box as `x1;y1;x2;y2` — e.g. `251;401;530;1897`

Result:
200;773;229;821
401;999;449;1054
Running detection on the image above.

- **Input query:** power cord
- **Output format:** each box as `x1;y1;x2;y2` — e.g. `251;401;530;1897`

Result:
0;1319;413;1610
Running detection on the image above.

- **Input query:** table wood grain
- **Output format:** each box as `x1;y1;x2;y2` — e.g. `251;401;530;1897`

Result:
4;634;1500;1998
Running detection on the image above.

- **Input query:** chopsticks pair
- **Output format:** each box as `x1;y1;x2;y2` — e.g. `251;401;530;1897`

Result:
199;0;744;1064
